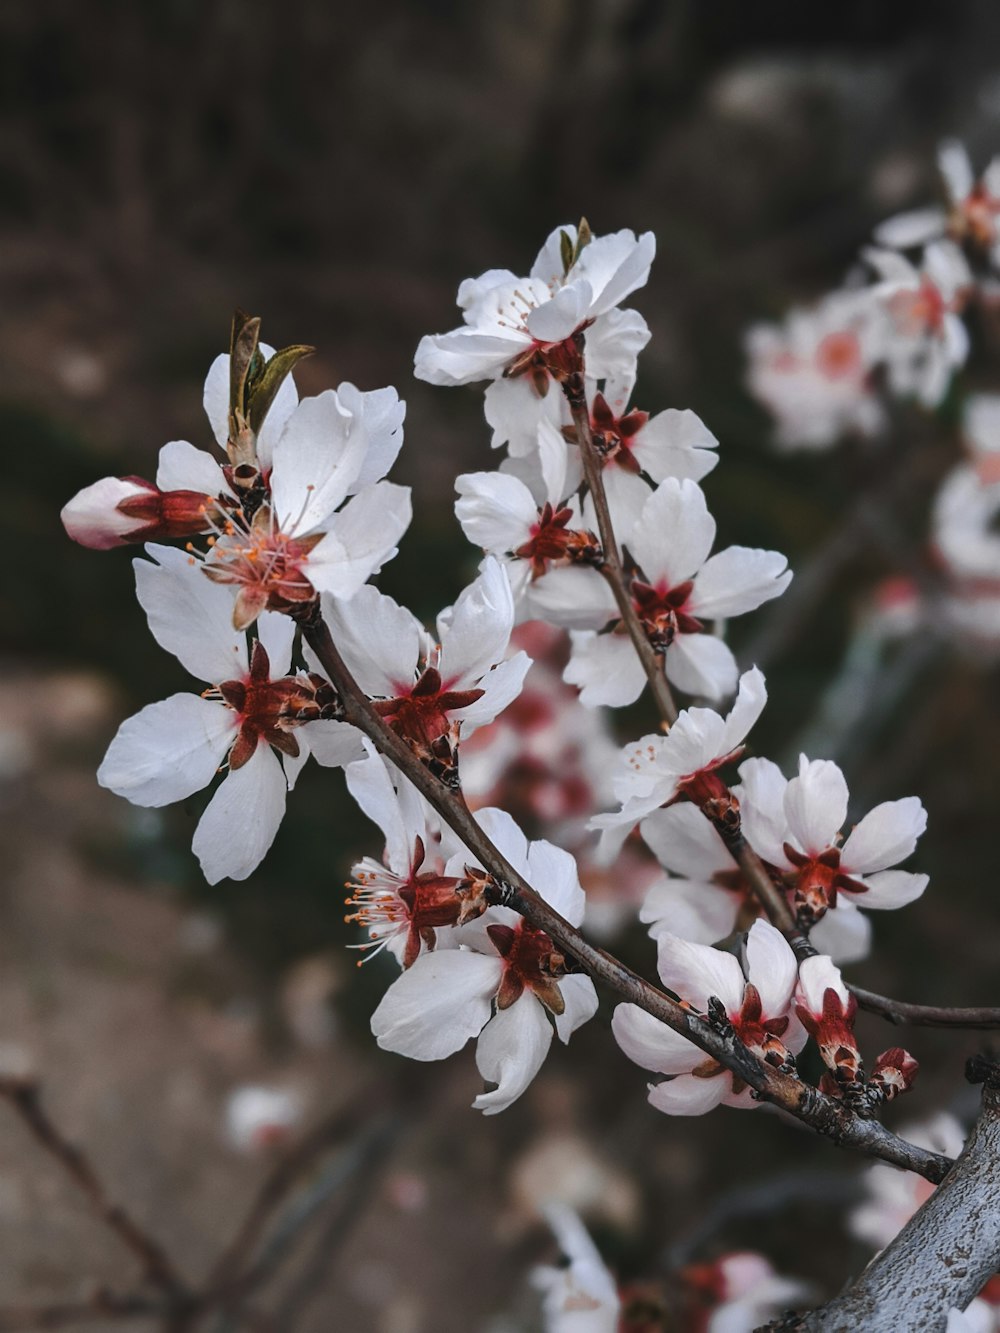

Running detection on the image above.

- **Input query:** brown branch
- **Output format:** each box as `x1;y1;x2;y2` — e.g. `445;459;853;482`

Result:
300;612;952;1184
561;369;678;727
800;1065;1000;1331
0;1291;163;1332
0;1077;190;1306
848;985;1000;1031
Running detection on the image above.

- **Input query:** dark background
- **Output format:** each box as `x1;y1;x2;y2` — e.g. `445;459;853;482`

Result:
2;4;999;1329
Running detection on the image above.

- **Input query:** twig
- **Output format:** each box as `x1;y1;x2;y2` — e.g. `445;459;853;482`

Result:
800;1065;1000;1331
848;986;1000;1030
0;1291;163;1331
300;612;952;1183
561;368;678;727
0;1077;189;1305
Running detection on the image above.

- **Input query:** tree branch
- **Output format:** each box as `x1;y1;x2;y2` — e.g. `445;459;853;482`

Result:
800;1066;1000;1331
0;1077;190;1306
848;986;1000;1031
561;369;678;727
300;612;951;1184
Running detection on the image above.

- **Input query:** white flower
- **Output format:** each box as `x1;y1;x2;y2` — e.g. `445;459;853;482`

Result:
225;1085;303;1153
745;290;884;451
533;1204;620;1333
564;480;790;707
97;546;362;883
344;740;484;968
866;241;971;407
455;420;614;630
611;920;805;1116
738;754;928;926
691;1251;814;1332
318;557;531;779
201;383;411;628
638;795;871;962
875;140;1000;266
370;808;598;1114
589;666;768;857
933;464;1000;582
850;1112;966;1251
963;394;1000;480
414;224;655;391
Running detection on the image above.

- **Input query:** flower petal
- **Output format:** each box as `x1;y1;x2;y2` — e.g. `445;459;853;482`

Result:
553;975;599;1043
155;440;231;495
852;870;928;910
690;546;792;620
134;544;247;684
611;1002;700;1075
309;481;412;598
841;797;927;874
626;478;716;587
647;1072;727;1116
784;756;848;855
744;920;798;1017
656;934;745;1015
665;632;738;702
438;557;515;688
473;993;553;1114
192;741;288;883
322;584;425;697
564;632;647;708
269;388;369;534
98;694;236;807
371;950;503;1060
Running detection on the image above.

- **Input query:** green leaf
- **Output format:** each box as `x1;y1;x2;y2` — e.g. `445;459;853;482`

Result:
573;216;593;265
248;344;315;435
229;310;261;432
559;228;575;277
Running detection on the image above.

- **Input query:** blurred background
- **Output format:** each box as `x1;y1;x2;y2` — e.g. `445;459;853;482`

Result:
3;2;1000;1329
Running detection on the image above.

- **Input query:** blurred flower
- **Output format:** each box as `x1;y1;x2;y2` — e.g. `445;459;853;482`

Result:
850;1112;966;1250
533;1204;620;1333
225;1085;303;1153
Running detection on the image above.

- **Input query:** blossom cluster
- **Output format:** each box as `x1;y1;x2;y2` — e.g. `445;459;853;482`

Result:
62;219;932;1142
745;141;1000;657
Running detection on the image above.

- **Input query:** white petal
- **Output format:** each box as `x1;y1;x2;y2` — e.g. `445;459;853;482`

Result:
309;481;412;598
565;632;647;708
641;802;732;878
134;544;247;683
61;477;153;550
634;408;719;484
323;583;424;696
192;742;288;883
874;208;948;249
524;566;617;631
810;901;872;965
454;652;531;735
720;667;769;754
736;757;791;869
345;741;412;874
841;797;927;874
553;974;599;1043
647;1072;726;1116
527;838;586;925
939;139;974;202
414;329;527;387
454;471;536;553
611;1002;700;1074
656;934;745;1015
525;281;593;342
256;611;295;677
304;719;364;769
348;384;405;492
626;478;716;586
584;306;651;380
473;993;553;1114
438;556;515;688
269;389;369;534
853;870;928;910
155;440;231;495
691;547;792;620
744;920;797;1017
574;230;656;315
795;955;849;1017
371;950;503;1060
784;757;848;855
601;466;653;538
639;877;738;946
482;375;560;455
665;632;739;702
98;694;236;807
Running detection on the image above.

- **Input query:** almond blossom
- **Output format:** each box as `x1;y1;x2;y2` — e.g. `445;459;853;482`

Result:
745;290;884;451
370;807;598;1114
637;796;871;963
678;1251;813;1332
565;479;791;706
737;754;928;927
414;223;655;394
97;545;362;883
866;241;972;406
225;1085;303;1154
533;1204;620;1333
343;741;486;968
611;920;805;1116
317;557;531;783
875;140;1000;265
199;383;411;628
590;666;768;856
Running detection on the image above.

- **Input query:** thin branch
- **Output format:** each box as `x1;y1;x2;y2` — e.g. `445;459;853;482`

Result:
0;1291;164;1332
848;985;1000;1030
300;611;952;1184
0;1077;190;1305
800;1065;1000;1331
561;368;678;727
